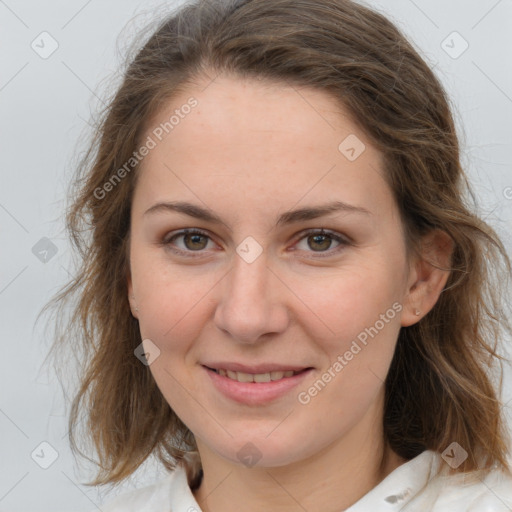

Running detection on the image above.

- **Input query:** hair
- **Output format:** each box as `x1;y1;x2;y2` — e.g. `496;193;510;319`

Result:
41;0;512;489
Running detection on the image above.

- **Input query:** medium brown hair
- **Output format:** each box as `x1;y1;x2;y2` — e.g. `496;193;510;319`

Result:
42;0;512;487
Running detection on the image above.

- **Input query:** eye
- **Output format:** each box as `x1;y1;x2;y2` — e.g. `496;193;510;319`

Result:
162;229;216;257
161;228;350;258
292;229;350;257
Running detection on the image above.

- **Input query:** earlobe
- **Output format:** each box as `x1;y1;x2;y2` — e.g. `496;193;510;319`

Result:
401;229;453;327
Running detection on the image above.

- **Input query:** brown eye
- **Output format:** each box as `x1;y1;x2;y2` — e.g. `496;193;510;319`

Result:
306;233;334;251
162;229;215;256
181;232;209;250
294;229;350;256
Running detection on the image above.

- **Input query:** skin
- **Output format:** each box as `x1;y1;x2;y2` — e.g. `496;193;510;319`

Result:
127;73;452;511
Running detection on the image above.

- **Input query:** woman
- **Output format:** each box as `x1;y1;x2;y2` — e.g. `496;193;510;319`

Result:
46;0;512;510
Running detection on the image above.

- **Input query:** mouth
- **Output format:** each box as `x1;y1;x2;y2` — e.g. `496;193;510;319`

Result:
205;366;310;383
203;364;314;405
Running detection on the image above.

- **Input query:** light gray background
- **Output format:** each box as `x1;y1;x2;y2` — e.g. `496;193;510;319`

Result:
1;0;511;510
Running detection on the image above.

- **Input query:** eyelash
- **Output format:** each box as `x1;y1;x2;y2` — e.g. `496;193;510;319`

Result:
160;228;351;259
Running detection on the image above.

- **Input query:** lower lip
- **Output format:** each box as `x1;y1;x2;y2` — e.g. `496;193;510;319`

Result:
203;366;313;405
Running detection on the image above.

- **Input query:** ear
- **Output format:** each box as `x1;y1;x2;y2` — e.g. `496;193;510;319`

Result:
401;229;453;327
127;268;139;320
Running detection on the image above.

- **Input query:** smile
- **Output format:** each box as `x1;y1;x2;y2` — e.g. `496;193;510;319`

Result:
203;365;313;405
209;368;304;383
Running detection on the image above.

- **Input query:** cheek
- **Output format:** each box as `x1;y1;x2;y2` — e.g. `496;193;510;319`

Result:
133;266;212;419
289;259;405;352
293;274;401;442
132;248;217;342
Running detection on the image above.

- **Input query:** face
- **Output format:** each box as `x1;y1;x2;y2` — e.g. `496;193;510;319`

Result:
127;74;416;468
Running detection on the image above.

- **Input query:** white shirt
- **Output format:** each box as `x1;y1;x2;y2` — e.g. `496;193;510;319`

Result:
95;450;512;511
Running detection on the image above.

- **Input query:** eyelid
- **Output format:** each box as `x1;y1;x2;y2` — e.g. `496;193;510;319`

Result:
160;227;351;258
162;227;211;245
161;228;217;258
289;228;351;258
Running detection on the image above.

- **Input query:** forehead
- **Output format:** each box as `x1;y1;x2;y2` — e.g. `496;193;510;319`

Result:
134;74;392;221
146;74;365;154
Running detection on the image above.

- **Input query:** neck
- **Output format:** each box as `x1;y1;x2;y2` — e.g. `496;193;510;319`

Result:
192;397;406;511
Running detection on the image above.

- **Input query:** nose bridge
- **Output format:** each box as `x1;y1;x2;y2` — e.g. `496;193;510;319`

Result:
233;251;271;304
213;250;288;342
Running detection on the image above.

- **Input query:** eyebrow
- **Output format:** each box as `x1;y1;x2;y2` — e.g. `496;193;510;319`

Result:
143;200;371;227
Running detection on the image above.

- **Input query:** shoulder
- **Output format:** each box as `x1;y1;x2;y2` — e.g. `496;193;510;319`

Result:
91;466;188;512
457;468;512;511
419;460;512;511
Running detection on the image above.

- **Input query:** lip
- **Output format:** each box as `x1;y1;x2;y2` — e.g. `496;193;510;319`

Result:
202;365;313;406
202;362;309;373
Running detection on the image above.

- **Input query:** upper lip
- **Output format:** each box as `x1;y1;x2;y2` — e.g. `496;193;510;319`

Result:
203;362;312;374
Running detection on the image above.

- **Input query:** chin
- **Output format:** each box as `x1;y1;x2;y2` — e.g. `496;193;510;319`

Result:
201;428;321;469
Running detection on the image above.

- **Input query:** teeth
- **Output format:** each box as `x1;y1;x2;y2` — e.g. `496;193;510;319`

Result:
254;373;271;383
237;372;254;383
214;368;300;382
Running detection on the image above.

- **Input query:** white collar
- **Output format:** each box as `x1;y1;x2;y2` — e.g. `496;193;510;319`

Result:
345;450;438;510
168;450;439;511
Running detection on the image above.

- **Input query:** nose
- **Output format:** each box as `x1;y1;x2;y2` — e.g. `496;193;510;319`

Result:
213;250;290;344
